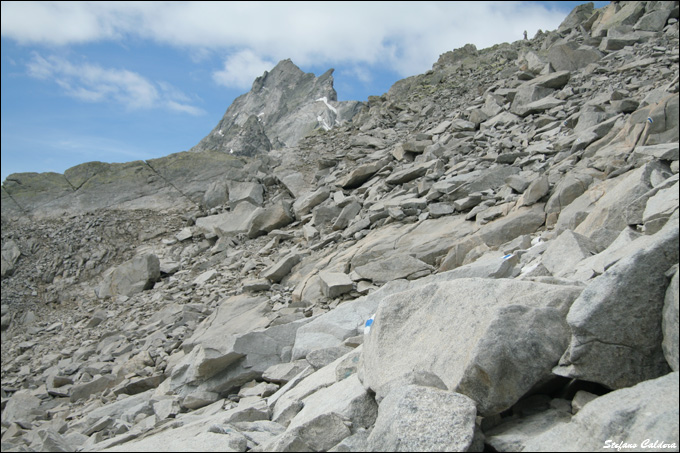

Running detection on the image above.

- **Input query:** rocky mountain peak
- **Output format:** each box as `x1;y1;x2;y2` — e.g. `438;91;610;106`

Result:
191;59;363;156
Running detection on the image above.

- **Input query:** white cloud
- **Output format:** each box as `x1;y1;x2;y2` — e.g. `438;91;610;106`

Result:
26;53;204;114
213;50;277;89
5;2;574;79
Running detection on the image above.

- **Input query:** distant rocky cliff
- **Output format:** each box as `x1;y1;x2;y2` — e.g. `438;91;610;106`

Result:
190;59;364;156
1;2;679;452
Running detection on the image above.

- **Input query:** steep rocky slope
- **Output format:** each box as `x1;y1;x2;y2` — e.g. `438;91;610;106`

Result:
1;2;679;452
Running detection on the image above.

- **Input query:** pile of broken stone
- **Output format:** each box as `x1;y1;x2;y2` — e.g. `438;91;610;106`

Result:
1;1;679;451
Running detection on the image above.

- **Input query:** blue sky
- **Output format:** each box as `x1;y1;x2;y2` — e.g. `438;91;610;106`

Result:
1;1;608;182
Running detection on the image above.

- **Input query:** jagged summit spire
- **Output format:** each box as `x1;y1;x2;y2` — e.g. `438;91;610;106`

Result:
191;58;362;156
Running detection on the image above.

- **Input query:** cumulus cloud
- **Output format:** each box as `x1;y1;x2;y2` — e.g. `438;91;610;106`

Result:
26;53;204;115
5;2;570;79
212;50;277;90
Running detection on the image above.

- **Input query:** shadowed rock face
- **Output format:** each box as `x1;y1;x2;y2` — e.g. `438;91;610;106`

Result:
1;1;679;452
190;59;364;156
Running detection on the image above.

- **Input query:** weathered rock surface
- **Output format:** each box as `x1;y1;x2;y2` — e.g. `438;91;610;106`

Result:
367;385;479;452
96;253;160;299
361;278;583;415
554;219;678;389
522;372;680;452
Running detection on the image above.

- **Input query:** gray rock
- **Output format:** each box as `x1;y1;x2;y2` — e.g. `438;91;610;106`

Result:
453;194;483;211
153;397;181;421
247;200;295;238
558;2;594;32
402;140;430;153
634;9;672;31
70;374;117;402
361;278;582;416
554;220;679;389
260;432;313;452
277;172;307;199
440;251;519;280
181;390;220;410
511;85;554;116
528;70;571;89
312;204;342;229
263;360;310;385
291;293;380;361
287;374;377;437
85;390;154;423
450;119;476;131
333;201;362;231
1;390;44;425
96;253;160;298
261;253;301;283
520;174;550;206
541;230;600;278
643;181;679;227
269;364;332;427
547;41;603;72
229;180;264;207
572;162;670;248
486;408;572;452
351;134;386;149
571;390;598;415
522;372;680;452
202;180;229;209
179;317;313;398
663;269;679;372
328;428;370;452
427;202;454;218
516;96;566;118
545;172;593;214
242;278;271;292
339;160;388;189
1;239;21;278
195;201;257;237
478;204;546;247
30;429;75;453
106;411;249;451
634;143;680;162
288;413;351;452
170;294;270;386
353;254;433;285
232;420;286;448
306;346;354;370
223;398;270;423
293;187;330;219
367;385;477;452
319;271;354;298
385;162;431;185
506;175;530;193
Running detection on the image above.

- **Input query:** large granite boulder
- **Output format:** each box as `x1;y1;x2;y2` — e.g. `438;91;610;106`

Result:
522;372;679;452
367;385;479;452
554;219;679;389
361;278;583;415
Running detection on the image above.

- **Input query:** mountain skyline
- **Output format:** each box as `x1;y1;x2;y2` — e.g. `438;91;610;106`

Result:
1;1;607;182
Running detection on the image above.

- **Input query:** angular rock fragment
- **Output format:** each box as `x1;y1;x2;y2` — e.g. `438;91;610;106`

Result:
367;385;478;452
